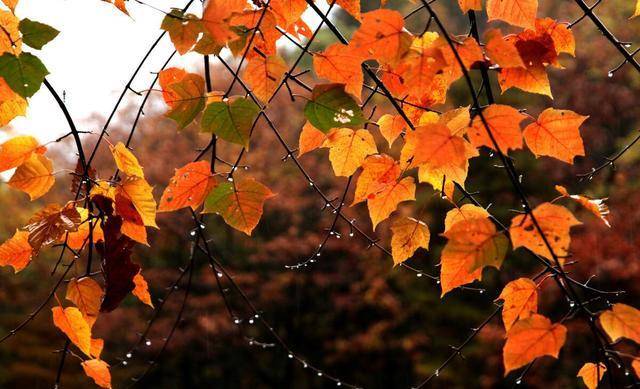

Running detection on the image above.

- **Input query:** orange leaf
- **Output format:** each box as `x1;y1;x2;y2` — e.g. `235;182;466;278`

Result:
66;207;104;251
390;216;430;266
244;54;287;103
323;128;377;177
0;77;27;126
102;0;128;15
367;177;415;229
52;306;92;357
0;230;32;272
313;43;364;100
66;277;103;328
202;0;248;46
485;29;525;69
90;338;104;359
503;314;567;374
116;176;158;228
7;153;54;200
633;358;640;378
442;218;508;273
158;68;206;129
158;161;216;212
444;204;490;232
132;271;154;308
0;135;44;172
468;104;527;153
497;278;538;331
270;0;307;27
110;142;144;178
536;18;575;57
510;202;580;259
335;0;361;20
376;114;406;147
498;64;552;97
203;176;275;235
555;185;610;227
0;9;21;54
353;154;401;205
81;359;112;389
524;108;587;164
298;121;327;157
458;0;482;12
598;303;640;344
577;362;607;389
487;0;538;29
350;9;410;65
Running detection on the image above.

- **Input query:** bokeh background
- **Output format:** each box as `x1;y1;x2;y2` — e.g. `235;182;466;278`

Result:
1;0;640;388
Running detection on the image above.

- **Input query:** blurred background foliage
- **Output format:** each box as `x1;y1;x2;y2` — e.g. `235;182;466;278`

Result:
1;0;640;388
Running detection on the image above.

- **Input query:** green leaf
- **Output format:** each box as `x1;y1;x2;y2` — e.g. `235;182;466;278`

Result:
304;83;365;133
0;53;49;98
166;73;206;129
19;19;59;50
201;97;260;148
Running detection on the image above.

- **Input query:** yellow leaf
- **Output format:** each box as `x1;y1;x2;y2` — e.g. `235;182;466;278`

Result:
244;54;287;103
577;362;607;389
52;306;92;357
598;303;640;344
66;207;104;251
390;216;430;266
110;142;144;178
368;176;415;229
442;218;508;273
0;135;44;172
524;108;587;164
66;277;103;328
116;176;158;228
0;230;32;272
444;204;490;232
8;153;54;200
323;128;377;177
497;278;538;331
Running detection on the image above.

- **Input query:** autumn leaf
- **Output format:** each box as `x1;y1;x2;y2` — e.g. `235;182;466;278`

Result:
203;176;275;235
0;52;48;98
0;10;21;55
201;97;260;148
334;0;361;20
555;185;610;227
485;29;525;69
503;314;567;374
487;0;538;29
523;108;587;164
0;135;45;172
110;142;144;178
18;18;59;50
536;18;575;57
66;207;104;250
313;43;364;100
497;278;538;331
367;177;415;229
350;9;410;64
116;176;158;229
52;306;92;356
81;359;112;389
444;204;490;233
159;69;206;129
467;104;527;153
7;152;54;200
376;114;407;147
202;0;248;46
304;83;365;133
0;230;32;272
159;160;217;212
102;0;128;15
323;128;377;177
598;303;640;344
161;9;202;55
577;362;606;389
510;202;580;260
66;277;103;328
244;54;287;103
498;64;552;97
390;216;430;266
442;218;508;273
352;154;401;205
0;77;27;126
298;121;327;157
132;271;154;308
25;204;81;253
270;0;307;28
634;0;640;18
458;0;482;13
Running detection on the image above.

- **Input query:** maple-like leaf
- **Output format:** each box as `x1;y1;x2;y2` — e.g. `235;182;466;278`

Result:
503;314;567;374
158;68;206;129
523;108;587;164
0;230;32;273
390;216;430;266
298;121;327;157
598;303;640;344
313;43;364;100
468;104;527;153
81;359;112;389
244;54;287;103
442;218;508;273
201;97;260;148
367;177;415;229
577;362;607;389
110;142;144;178
66;277;103;328
203;176;275;235
158;161;217;212
25;204;81;253
497;278;538;331
52;306;92;356
161;9;202;55
0;135;45;172
498;64;552;97
304;83;365;133
270;0;307;28
487;0;538;29
555;185;610;227
485;29;525;69
510;202;580;260
323;128;377;177
444;204;490;233
132;271;154;308
353;154;401;205
202;0;247;46
350;9;410;65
